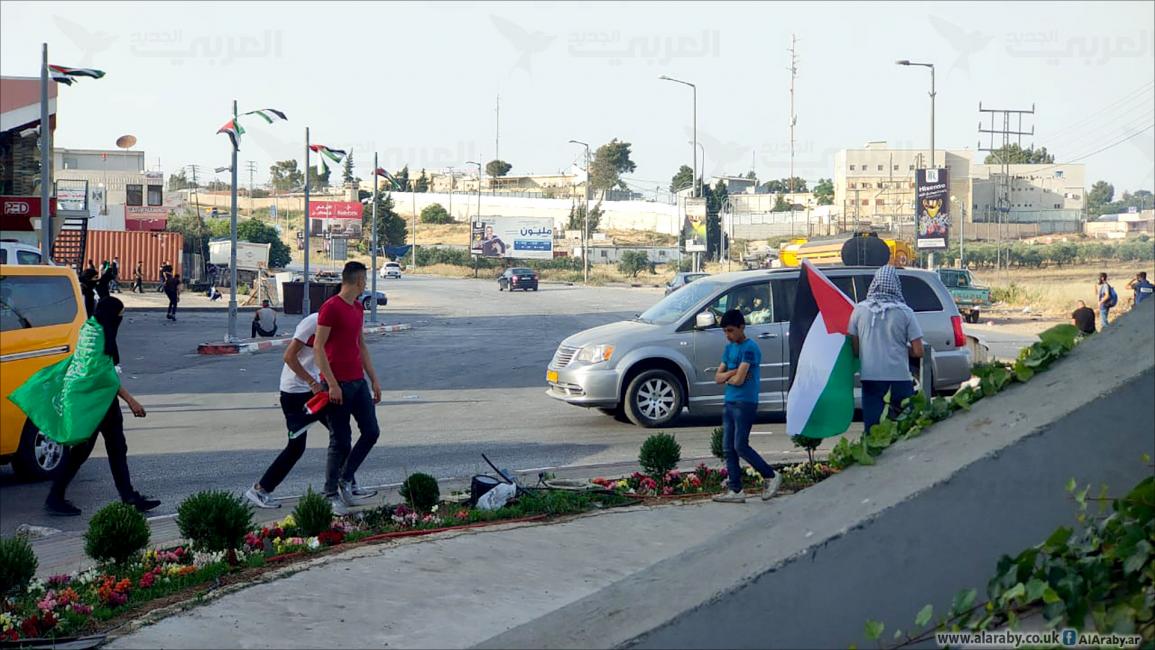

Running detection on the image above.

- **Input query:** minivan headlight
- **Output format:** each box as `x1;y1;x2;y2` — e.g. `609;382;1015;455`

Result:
575;344;615;364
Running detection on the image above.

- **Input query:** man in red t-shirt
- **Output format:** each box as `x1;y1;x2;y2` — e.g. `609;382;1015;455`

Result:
314;261;382;514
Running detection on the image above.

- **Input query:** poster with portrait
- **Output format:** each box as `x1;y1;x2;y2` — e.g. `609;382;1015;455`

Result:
683;201;707;252
915;168;949;250
470;217;554;259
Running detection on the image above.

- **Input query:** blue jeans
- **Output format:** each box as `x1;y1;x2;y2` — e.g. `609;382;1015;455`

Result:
722;401;775;493
324;379;381;495
861;380;915;435
1099;306;1110;328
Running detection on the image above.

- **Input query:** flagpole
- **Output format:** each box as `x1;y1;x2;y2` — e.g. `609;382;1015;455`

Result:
228;99;239;341
39;43;51;262
370;153;379;323
303;127;311;316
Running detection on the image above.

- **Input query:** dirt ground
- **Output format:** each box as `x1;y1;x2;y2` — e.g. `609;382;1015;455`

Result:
973;263;1153;318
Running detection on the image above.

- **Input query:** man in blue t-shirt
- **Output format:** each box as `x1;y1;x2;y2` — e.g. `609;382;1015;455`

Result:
712;309;781;504
1128;271;1154;307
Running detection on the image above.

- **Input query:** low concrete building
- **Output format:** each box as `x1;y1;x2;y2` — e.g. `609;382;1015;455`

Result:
54;148;169;231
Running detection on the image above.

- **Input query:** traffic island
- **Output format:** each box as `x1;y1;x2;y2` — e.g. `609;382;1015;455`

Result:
196;323;412;355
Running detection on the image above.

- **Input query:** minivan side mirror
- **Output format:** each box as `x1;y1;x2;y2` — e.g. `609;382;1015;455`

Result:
695;312;716;329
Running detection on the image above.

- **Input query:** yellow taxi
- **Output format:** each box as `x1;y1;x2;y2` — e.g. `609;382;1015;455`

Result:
1;264;85;480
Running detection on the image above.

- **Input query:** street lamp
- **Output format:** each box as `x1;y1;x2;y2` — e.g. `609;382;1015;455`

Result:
569;139;591;284
896;59;937;268
467;161;482;278
659;75;697;197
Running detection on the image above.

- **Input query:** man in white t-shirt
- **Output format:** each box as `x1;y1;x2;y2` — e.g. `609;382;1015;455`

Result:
251;300;279;338
244;314;377;509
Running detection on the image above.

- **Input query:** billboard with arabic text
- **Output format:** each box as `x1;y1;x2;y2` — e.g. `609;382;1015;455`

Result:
470;217;554;259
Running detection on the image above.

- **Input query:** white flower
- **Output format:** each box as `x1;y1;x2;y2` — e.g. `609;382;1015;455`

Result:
431;504;439;513
306;537;321;550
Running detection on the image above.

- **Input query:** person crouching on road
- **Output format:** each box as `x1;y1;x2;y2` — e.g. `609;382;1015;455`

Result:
849;265;925;435
314;261;383;515
10;297;160;516
252;300;278;338
244;312;377;509
711;309;781;504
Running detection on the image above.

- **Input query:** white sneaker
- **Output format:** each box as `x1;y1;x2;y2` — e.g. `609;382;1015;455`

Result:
349;481;377;500
244;485;281;509
761;474;783;501
712;490;747;504
336;480;356;507
329;496;350;516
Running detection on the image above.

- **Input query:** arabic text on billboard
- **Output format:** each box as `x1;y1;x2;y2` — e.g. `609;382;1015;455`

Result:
308;201;363;238
470;217;554;259
915;168;950;250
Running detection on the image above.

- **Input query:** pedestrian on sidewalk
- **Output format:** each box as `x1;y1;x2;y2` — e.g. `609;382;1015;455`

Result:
164;273;181;321
848;265;925;435
1097;272;1117;329
251;300;278;338
110;257;122;294
1071;300;1096;336
95;262;115;301
9;297;160;516
314;261;382;515
244;313;377;509
79;261;98;317
131;261;144;294
1127;271;1153;307
711;309;781;504
156;261;172;293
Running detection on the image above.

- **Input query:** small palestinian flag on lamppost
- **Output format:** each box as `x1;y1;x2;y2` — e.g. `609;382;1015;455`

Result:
309;144;347;167
216;118;244;149
242;108;288;124
374;167;403;190
48;64;105;85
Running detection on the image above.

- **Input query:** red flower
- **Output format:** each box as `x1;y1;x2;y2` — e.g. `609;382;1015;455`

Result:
317;530;346;546
21;616;40;637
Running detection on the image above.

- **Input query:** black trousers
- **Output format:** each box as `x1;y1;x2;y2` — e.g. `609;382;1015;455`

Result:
252;322;277;338
50;402;135;501
166;293;179;318
257;391;330;493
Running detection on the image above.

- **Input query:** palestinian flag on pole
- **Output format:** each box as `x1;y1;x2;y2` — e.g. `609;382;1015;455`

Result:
216;118;244;149
242;108;288;124
374;167;402;190
309;144;347;167
786;260;859;439
49;64;105;85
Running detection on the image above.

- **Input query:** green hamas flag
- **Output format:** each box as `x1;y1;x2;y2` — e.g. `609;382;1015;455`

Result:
8;319;120;446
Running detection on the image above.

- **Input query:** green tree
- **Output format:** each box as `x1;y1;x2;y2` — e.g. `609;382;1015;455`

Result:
982;143;1054;164
760;177;807;193
312;163;331;190
235;218;292;268
590;138;637;195
567;201;603;233
1087;181;1115;217
670;165;694;193
706;180;727;260
813;178;834;205
363;192;408;247
772;194;792;212
395;165;410;192
269;160;304;192
744;170;757;182
618;250;653;278
167;169;196;191
486;160;512;178
206;180;230;192
420;203;453;224
342;150;356;187
415;169;429;193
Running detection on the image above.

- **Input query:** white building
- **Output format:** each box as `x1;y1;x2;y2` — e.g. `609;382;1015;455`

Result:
53;148;169;231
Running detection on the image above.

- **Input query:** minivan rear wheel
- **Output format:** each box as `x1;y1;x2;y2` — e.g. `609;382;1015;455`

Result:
13;419;68;481
623;369;684;428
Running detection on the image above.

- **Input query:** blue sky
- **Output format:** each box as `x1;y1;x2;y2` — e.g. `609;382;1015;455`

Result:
3;1;1152;193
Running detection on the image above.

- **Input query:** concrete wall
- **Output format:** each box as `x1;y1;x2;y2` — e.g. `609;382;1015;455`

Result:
477;301;1155;650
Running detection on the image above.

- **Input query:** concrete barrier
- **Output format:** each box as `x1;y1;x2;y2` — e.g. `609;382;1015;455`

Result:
478;301;1154;649
197;323;412;355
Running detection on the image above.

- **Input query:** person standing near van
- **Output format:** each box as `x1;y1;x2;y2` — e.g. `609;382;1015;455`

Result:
1097;272;1117;328
848;265;925;435
164;273;181;321
711;309;781;504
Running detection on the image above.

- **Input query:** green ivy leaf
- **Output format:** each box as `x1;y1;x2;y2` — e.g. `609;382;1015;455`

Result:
1065;478;1076;494
852;441;876;466
951;588;978;615
1000;582;1027;606
1075;484;1090;509
1042;586;1061;604
1123;540;1151;575
914;604;934;628
864;620;884;641
893;629;903;640
1012;361;1034;383
1025;578;1047;602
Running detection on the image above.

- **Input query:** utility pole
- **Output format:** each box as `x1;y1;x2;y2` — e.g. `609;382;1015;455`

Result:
187;164;206;264
788;34;798;196
494;94;500;196
39;43;51;262
227;99;239;342
978;102;1035;280
245;160;257;216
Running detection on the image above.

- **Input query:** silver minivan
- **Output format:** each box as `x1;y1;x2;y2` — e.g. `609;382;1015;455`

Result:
547;266;972;427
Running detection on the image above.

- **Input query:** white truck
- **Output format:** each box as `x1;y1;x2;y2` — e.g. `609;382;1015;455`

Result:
209;240;271;272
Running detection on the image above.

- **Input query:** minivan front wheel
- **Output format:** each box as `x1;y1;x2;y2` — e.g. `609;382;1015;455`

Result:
623;369;684;428
13;419;68;481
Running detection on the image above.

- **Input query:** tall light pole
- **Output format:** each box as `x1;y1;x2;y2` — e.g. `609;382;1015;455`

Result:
896;59;937;267
370;153;379;322
303;127;312;315
688;140;705;187
660;75;697;197
228;99;240;341
467;161;482;278
569;140;590;284
39;43;51;262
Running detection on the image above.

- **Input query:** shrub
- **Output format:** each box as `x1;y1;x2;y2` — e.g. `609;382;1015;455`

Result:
420;203;454;224
85;502;150;566
293;487;334;537
639;433;681;478
176;490;255;552
792;435;823;465
400;473;440;512
711;427;725;461
0;536;37;596
618;250;654;278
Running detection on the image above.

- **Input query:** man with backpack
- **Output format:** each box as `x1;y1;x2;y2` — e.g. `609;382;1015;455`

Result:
1097;272;1118;329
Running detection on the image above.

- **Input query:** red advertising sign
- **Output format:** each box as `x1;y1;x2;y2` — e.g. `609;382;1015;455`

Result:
125;218;167;232
125;206;170;217
0;196;56;230
308;201;362;219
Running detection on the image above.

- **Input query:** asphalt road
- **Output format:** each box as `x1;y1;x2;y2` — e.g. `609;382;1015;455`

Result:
2;275;1039;536
1;276;841;536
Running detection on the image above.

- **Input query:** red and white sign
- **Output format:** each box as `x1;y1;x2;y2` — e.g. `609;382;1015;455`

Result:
125;218;167;232
125;206;170;217
308;201;361;219
1;196;56;230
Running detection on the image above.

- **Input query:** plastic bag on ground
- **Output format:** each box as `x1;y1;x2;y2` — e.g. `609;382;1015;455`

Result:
476;482;517;511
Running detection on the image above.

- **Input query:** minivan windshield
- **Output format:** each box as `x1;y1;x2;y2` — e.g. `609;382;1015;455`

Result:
638;277;724;325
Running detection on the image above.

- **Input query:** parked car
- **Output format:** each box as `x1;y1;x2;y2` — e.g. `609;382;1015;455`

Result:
0;241;53;266
547;266;971;427
665;272;709;296
358;290;388;310
380;262;403;279
1;264;85;479
937;268;990;323
499;267;539;292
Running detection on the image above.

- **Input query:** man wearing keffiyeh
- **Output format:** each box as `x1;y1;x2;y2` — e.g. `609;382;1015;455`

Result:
847;265;926;434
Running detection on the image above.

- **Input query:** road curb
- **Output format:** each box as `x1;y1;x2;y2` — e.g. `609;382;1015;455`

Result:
197;323;412;355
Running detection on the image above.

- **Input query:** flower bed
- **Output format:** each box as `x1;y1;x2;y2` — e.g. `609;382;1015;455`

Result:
0;489;632;643
591;462;840;499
